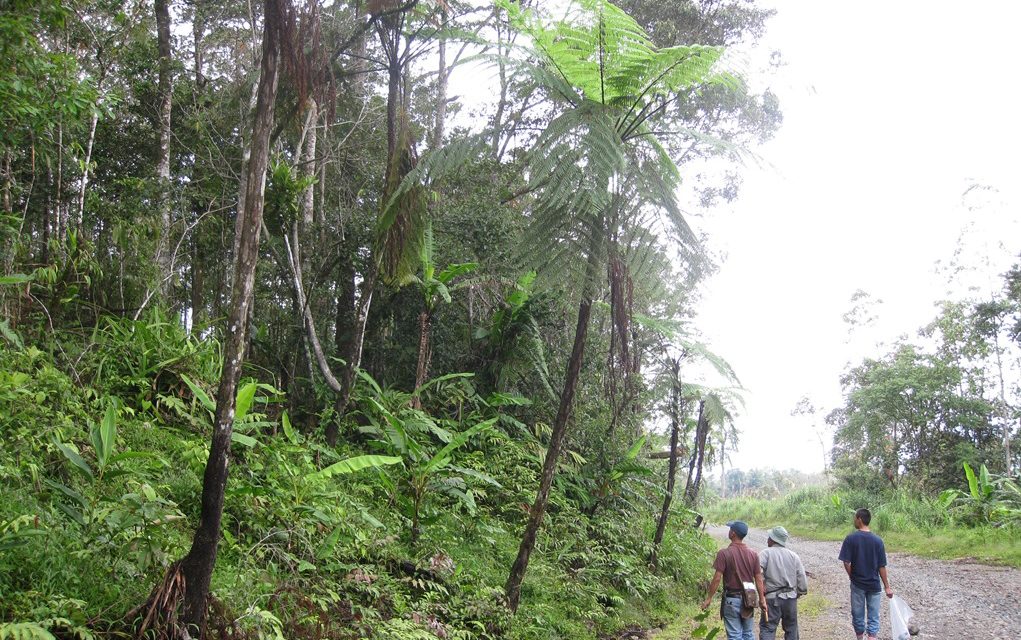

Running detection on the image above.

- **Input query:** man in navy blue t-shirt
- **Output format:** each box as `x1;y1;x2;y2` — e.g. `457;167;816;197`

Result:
838;508;893;640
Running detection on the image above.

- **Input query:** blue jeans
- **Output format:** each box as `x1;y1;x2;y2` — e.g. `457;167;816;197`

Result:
849;583;881;637
722;596;755;640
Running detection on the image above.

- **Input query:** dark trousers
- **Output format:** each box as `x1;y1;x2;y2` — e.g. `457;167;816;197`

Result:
759;597;799;640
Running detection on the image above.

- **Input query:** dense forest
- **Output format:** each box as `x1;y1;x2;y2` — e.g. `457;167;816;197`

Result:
0;1;781;638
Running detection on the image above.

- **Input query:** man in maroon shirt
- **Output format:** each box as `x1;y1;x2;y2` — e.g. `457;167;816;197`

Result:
701;521;767;640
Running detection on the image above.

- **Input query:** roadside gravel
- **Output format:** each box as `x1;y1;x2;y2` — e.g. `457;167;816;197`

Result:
705;525;1021;640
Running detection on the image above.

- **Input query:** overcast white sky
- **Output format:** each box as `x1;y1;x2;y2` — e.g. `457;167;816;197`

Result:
692;0;1021;473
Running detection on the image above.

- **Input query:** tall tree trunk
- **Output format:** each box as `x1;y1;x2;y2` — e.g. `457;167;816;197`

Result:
650;359;681;569
155;0;174;294
178;0;280;630
326;16;406;443
431;5;448;151
505;227;603;613
690;410;709;505
327;264;376;444
719;428;727;499
299;99;317;228
2;152;10;215
411;309;432;407
682;400;705;504
75;67;104;233
683;401;708;506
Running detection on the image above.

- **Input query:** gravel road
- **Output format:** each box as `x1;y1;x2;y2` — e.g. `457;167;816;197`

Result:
706;525;1021;640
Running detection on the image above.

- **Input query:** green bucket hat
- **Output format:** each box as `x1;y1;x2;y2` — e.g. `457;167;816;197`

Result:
768;526;790;547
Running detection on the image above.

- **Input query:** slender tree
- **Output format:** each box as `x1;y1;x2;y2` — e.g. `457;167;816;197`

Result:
154;0;174;292
650;356;682;569
176;0;283;631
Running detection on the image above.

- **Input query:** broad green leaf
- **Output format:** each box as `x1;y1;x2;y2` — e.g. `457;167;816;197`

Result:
43;479;89;508
282;410;298;444
0;274;33;285
437;262;478;284
181;374;215;413
624;435;646;461
98;404;116;467
414;372;475;396
424;418;498;474
357;369;384;397
963;462;979;500
56;442;93;479
305;455;403;482
231;432;258;448
979;464;993;498
234;382;258;423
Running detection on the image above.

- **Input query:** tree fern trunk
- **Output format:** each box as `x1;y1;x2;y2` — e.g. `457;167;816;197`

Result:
505;228;603;613
178;0;280;631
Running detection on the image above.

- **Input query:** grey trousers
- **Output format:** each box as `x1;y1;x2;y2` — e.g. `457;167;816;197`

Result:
759;597;799;640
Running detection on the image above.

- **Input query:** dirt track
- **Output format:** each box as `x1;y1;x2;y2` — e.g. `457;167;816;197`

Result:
705;525;1021;640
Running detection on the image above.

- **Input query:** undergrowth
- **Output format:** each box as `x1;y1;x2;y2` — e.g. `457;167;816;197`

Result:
0;317;714;639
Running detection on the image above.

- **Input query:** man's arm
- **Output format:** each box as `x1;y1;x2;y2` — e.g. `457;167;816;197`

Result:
879;566;893;598
843;561;853;578
796;558;808;596
701;570;723;610
755;571;767;609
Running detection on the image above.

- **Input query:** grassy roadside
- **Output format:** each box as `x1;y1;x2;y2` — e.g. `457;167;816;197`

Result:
704;493;1021;568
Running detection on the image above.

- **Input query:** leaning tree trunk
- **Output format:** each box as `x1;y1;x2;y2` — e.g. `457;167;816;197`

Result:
505;228;603;613
177;0;280;632
155;0;174;293
650;359;681;569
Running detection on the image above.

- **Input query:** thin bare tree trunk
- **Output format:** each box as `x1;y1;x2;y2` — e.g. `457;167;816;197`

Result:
155;0;174;293
505;227;603;613
411;309;432;407
284;225;342;393
75;65;104;233
299;99;317;228
2;152;10;215
682;400;704;503
178;0;280;630
327;264;376;444
431;5;448;151
683;401;708;506
650;359;681;569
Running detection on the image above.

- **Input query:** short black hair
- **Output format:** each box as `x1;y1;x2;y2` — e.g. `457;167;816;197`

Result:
855;508;872;525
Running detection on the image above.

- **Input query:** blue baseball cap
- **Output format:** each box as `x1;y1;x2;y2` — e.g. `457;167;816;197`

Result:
726;520;749;537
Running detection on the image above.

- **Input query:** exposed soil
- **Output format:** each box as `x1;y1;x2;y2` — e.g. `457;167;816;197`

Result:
703;525;1021;640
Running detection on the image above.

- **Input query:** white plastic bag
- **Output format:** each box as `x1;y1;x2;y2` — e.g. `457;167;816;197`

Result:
889;594;915;640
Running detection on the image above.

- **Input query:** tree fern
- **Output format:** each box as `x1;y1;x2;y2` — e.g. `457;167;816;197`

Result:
0;623;55;640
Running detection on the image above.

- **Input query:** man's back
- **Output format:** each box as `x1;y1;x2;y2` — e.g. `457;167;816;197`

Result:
838;529;887;592
714;542;760;591
759;546;807;597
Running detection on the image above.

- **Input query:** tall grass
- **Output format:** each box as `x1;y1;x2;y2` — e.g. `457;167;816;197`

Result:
704;487;1021;566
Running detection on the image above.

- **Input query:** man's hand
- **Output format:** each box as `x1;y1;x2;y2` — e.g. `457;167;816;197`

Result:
758;597;767;610
885;587;894;599
701;596;712;610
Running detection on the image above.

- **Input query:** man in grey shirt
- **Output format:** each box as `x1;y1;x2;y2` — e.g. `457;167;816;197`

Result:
759;526;808;640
